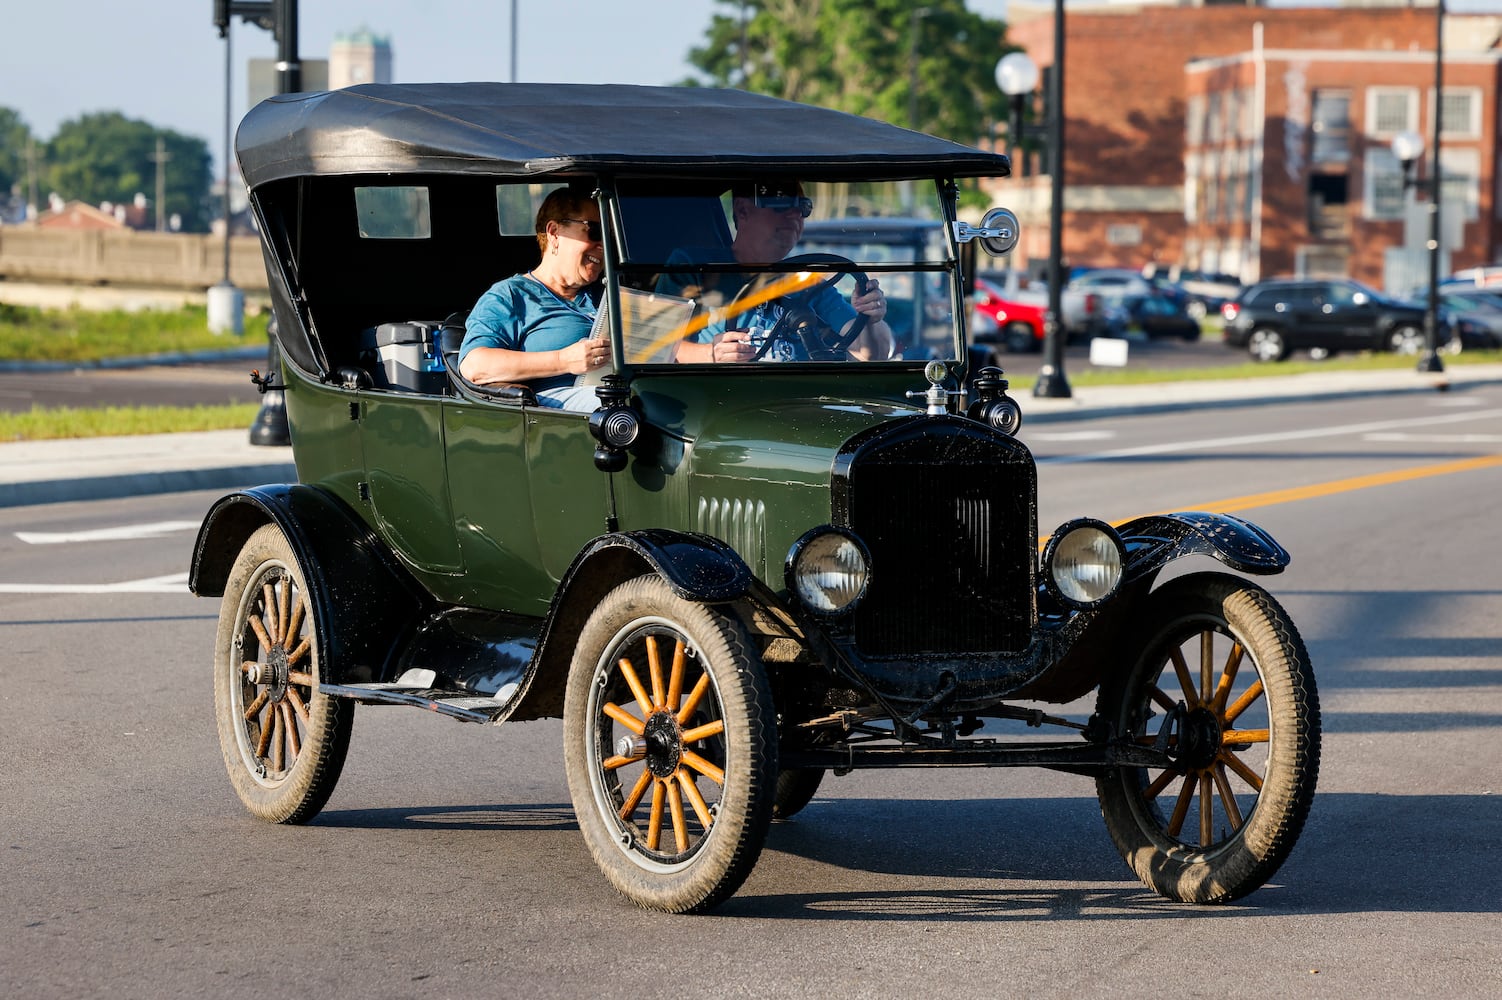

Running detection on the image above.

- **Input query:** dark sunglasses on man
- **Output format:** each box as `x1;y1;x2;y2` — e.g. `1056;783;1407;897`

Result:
754;193;814;218
561;218;604;241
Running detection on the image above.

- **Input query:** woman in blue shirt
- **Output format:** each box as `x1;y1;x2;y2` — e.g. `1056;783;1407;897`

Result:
458;188;610;410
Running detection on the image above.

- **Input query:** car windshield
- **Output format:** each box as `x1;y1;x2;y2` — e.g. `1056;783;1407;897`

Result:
612;181;958;366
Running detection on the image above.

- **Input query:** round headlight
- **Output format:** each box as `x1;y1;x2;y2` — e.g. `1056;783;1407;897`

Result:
1043;519;1125;607
786;528;870;616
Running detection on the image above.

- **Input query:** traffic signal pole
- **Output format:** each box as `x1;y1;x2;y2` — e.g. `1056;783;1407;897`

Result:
214;0;298;446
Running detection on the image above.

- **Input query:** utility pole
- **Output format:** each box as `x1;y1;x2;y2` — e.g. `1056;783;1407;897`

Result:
151;136;171;231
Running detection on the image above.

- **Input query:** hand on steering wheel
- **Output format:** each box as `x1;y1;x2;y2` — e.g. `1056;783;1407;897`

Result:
728;253;872;361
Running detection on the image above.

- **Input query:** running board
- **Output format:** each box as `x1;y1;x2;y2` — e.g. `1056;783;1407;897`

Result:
320;682;509;724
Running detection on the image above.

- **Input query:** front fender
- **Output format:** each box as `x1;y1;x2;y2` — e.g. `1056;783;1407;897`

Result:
1011;512;1289;704
1118;510;1289;583
508;529;755;722
188;485;430;684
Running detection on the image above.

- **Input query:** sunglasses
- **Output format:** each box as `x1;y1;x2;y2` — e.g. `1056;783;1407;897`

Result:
754;193;814;218
560;218;604;241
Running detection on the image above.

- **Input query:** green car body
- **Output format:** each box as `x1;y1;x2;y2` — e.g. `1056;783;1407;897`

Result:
190;83;1320;914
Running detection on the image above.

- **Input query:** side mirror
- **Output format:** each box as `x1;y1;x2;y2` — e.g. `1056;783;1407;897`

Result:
952;207;1020;258
977;207;1020;257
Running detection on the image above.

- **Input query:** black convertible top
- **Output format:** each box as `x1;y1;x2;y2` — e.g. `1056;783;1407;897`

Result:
235;82;1011;189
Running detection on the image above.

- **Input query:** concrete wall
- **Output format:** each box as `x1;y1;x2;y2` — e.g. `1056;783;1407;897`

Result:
0;228;268;292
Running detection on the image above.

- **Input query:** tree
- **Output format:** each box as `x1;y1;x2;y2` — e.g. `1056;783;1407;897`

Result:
684;0;1012;148
0;106;35;202
44;112;214;232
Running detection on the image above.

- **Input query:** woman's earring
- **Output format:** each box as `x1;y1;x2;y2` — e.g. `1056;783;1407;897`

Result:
552;241;559;255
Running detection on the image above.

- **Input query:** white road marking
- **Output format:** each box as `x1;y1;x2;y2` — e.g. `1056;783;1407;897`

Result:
0;572;190;594
1363;432;1502;443
15;520;200;545
1027;430;1116;441
1039;407;1502;465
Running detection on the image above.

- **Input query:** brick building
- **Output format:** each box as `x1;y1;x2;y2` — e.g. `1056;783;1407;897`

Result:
999;0;1502;290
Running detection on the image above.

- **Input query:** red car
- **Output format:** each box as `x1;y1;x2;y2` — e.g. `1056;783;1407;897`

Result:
972;276;1046;352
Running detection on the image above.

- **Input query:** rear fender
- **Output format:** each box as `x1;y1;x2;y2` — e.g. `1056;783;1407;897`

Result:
189;485;429;684
509;530;755;721
1118;511;1290;585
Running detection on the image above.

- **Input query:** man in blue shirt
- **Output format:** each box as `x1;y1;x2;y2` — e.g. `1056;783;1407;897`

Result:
660;181;893;363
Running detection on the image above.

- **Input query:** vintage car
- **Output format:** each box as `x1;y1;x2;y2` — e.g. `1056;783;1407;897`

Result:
190;83;1320;914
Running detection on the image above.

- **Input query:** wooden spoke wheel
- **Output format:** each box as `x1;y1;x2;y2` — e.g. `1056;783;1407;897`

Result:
214;524;352;824
564;576;775;913
1095;572;1320;904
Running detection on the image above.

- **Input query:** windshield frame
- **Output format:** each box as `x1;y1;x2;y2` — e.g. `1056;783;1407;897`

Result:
596;177;968;377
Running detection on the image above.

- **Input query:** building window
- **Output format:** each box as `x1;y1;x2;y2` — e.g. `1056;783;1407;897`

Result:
1439;88;1481;138
1187;94;1205;147
1440;148;1480;222
1311;90;1351;165
1184;152;1201;223
1367;87;1417;137
1364;149;1405;221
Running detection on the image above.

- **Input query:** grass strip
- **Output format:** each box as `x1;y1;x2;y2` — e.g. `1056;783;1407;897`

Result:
0;302;270;363
0;403;261;441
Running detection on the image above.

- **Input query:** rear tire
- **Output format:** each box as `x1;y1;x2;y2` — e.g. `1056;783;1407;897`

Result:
214;524;352;824
1387;324;1423;354
1005;322;1038;353
772;768;825;820
1246;328;1289;362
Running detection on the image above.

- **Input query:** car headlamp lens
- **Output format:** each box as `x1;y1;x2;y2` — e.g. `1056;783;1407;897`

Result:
1044;519;1124;607
787;528;870;615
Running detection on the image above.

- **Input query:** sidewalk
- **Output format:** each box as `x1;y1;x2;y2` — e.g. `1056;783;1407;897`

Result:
2;363;1498;508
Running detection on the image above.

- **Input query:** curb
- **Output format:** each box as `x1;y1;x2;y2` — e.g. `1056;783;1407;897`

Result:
1021;368;1500;423
0;462;297;508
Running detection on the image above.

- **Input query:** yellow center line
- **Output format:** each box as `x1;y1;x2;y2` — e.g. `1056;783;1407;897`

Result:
1039;453;1502;550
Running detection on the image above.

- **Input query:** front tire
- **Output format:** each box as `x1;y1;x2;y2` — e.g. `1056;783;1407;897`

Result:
564;576;777;913
1095;573;1320;903
214;523;352;824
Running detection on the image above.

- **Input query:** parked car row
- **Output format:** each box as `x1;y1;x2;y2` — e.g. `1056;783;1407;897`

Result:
1220;278;1454;362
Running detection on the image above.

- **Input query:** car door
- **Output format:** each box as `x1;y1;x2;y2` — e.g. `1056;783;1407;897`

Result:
1280;282;1326;347
1319;281;1378;349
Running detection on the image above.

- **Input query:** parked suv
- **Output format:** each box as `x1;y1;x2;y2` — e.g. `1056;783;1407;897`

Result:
1222;278;1446;362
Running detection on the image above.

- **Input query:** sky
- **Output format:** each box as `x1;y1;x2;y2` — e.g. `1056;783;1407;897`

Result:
2;0;1498;178
0;0;1012;177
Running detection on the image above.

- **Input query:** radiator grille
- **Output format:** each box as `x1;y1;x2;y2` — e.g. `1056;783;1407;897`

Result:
848;440;1034;656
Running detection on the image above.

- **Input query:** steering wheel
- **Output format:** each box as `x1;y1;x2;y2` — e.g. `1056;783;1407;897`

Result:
726;253;871;361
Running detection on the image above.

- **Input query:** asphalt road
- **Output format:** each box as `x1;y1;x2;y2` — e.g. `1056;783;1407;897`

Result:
3;389;1500;998
0;358;267;413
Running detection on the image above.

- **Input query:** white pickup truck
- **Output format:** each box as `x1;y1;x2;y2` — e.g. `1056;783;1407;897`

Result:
976;268;1123;341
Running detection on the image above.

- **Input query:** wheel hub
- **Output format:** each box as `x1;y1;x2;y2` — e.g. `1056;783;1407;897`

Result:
1179;706;1223;770
264;644;290;703
642;712;683;778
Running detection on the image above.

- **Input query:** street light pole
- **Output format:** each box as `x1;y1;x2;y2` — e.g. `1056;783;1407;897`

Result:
1035;0;1071;398
1419;0;1445;374
908;6;931;131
